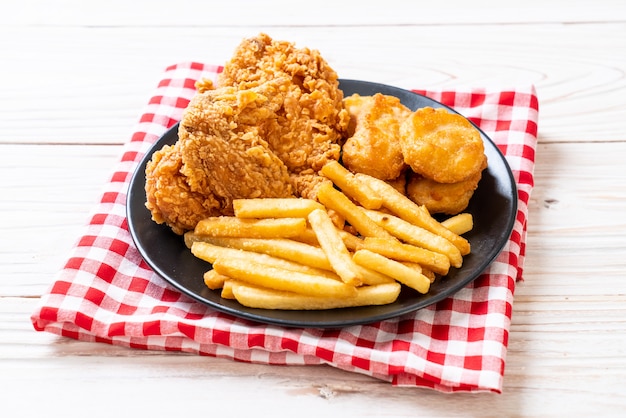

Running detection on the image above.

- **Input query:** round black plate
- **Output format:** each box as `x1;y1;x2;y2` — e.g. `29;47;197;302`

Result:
126;79;517;328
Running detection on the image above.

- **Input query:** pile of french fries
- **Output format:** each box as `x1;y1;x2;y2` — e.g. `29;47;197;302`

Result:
184;161;474;310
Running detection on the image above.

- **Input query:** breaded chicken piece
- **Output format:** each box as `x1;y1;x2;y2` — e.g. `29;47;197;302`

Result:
406;155;487;215
144;142;222;235
400;107;485;184
145;34;349;234
178;81;295;212
341;93;411;180
218;33;349;184
145;80;295;234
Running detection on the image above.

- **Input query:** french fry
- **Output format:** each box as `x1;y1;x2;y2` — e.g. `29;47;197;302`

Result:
339;229;365;252
293;227;365;252
400;261;424;274
441;213;474;236
355;173;471;255
193;236;332;271
360;237;450;275
194;216;306;239
220;280;235;299
230;280;401;310
320;160;383;209
316;182;395;240
363;209;463;268
212;257;358;299
233;198;324;219
203;269;229;290
191;241;337;279
353;249;431;294
187;174;473;309
291;227;320;246
421;267;437;283
354;265;396;285
308;208;362;286
184;231;200;249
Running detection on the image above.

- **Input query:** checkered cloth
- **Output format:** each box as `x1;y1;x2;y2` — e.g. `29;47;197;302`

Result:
31;62;538;393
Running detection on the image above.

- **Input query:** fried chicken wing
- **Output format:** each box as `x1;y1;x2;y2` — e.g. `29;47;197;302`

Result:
341;93;411;180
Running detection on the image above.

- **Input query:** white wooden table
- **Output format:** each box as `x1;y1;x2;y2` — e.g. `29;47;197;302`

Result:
2;1;625;416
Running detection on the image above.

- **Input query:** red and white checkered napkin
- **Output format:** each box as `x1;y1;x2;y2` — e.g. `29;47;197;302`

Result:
31;62;538;393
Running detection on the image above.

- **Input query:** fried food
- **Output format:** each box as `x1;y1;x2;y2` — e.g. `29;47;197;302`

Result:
355;173;471;256
233;198;325;219
144;142;222;235
194;216;307;239
363;208;464;268
144;33;489;312
218;33;349;178
308;208;363;286
352;249;431;294
340;98;486;216
406;155;487;215
315;182;394;240
400;107;485;184
440;213;474;236
228;280;401;311
186;182;477;309
342;93;411;180
178;81;296;204
212;257;359;299
360;237;451;276
145;33;349;234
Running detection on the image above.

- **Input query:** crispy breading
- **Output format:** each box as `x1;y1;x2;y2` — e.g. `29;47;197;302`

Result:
177;81;295;213
145;34;348;234
218;33;349;177
341;93;411;180
144;142;222;235
406;155;487;215
400;107;485;184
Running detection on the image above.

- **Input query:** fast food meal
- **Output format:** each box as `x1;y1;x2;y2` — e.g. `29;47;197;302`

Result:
143;33;488;310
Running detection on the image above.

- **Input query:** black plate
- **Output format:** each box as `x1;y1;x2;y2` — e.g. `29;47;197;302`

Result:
126;79;517;328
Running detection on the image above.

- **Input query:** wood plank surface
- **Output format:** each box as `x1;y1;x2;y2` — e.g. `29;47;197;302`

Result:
1;24;625;144
1;1;625;416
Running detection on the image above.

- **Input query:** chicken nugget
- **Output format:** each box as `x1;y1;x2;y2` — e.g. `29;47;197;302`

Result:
406;155;487;215
400;107;485;184
342;93;411;180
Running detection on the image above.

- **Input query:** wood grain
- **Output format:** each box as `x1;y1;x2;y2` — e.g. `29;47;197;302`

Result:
1;1;626;416
1;24;625;144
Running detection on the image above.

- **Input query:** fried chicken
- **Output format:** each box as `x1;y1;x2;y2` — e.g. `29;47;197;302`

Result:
145;34;348;234
341;93;411;180
144;142;222;235
177;81;295;207
218;33;349;181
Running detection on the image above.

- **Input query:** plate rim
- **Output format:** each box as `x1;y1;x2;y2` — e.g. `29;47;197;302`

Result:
126;79;518;328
